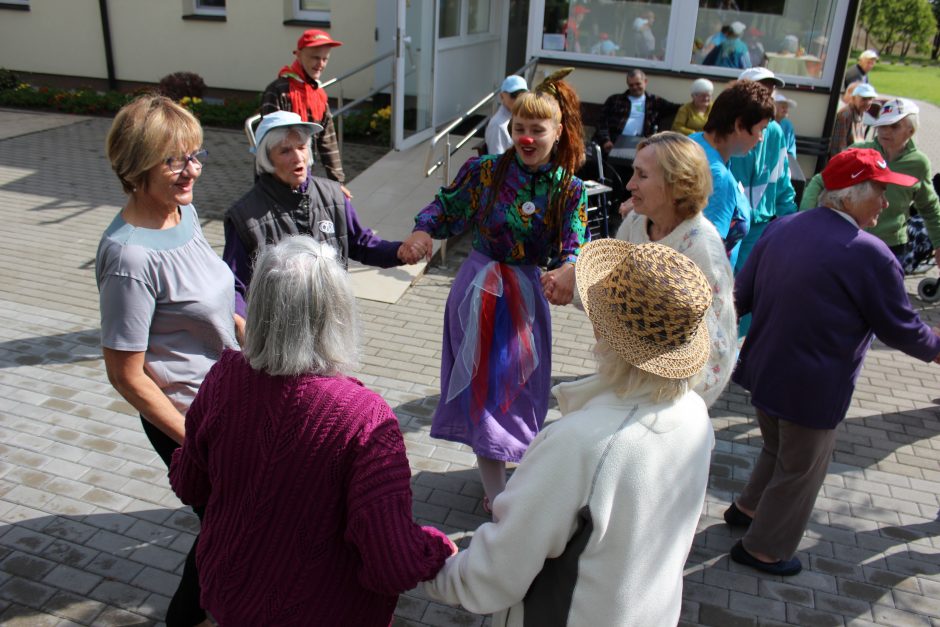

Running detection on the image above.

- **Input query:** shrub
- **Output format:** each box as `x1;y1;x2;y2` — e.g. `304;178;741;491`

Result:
158;71;206;101
0;68;19;92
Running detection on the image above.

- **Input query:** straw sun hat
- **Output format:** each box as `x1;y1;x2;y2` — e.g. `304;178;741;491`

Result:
576;240;712;379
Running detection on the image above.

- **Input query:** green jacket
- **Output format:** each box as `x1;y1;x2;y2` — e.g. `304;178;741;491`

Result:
799;138;940;247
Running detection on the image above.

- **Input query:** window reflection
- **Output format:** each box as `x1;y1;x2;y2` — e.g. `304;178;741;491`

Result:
542;1;673;60
440;0;461;38
693;1;837;77
469;0;491;34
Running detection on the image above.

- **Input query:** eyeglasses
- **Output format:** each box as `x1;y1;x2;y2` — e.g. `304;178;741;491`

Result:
165;149;208;174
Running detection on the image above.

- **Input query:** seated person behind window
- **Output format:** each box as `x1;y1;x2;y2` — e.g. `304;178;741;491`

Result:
485;75;528;155
633;11;657;59
592;69;680;154
672;79;713;136
702;22;751;69
774;93;798;158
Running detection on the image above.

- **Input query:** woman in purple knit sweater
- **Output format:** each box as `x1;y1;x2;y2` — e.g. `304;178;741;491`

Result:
169;236;455;626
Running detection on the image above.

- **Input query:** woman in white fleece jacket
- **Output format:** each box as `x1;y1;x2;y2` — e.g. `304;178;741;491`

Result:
423;240;716;626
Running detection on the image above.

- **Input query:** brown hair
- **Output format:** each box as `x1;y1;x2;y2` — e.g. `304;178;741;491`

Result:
703;80;774;139
105;94;203;194
636;132;713;220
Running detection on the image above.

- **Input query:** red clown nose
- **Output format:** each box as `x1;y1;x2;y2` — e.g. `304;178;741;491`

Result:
518;136;535;146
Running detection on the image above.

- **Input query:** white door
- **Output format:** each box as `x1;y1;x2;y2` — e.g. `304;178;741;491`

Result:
434;0;503;123
393;0;436;150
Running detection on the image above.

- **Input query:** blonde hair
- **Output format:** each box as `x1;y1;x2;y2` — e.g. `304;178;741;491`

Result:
594;340;692;402
105;94;203;194
637;132;713;220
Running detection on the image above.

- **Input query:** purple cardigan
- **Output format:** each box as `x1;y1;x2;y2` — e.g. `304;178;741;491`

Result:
733;207;940;429
169;350;452;626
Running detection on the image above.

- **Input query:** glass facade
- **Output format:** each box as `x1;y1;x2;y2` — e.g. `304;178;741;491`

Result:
533;0;849;86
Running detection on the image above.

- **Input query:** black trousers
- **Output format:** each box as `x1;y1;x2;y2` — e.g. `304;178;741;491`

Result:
141;417;206;627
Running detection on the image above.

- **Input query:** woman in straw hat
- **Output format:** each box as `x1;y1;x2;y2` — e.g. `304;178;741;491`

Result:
423;240;715;626
616;131;736;406
401;70;588;512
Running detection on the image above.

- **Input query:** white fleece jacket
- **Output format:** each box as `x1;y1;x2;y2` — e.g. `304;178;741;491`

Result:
423;374;715;626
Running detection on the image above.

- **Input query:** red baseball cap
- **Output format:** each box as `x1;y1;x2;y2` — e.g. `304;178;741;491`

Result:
821;148;918;191
296;29;342;50
573;5;590;14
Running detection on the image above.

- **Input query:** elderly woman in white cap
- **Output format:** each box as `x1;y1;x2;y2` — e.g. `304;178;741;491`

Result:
223;110;418;317
802;98;940;272
422;239;715;626
672;78;713;136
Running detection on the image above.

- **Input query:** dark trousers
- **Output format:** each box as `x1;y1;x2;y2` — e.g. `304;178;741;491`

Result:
141;417;206;627
737;409;838;561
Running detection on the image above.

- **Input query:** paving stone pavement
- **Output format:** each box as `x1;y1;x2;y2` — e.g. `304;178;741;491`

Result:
0;106;939;626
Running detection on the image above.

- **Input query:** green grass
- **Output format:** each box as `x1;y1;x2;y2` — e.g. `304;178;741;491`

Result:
864;63;940;106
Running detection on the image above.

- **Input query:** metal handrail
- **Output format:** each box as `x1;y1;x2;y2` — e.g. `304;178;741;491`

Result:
423;57;539;180
244;49;397;149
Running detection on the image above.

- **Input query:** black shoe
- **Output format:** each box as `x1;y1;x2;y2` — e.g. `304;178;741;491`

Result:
723;502;753;527
730;540;802;576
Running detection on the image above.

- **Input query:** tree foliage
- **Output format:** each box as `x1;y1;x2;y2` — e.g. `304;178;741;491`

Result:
859;0;937;57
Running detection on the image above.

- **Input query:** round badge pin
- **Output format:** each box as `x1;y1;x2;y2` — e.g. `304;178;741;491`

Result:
521;201;536;215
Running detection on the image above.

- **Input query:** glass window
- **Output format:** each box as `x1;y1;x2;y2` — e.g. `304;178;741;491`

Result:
294;0;329;21
468;0;491;34
194;0;225;15
541;0;673;59
440;0;461;38
692;1;837;78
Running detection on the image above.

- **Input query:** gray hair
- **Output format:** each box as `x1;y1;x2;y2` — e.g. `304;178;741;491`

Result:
593;341;693;402
243;236;360;377
255;127;314;176
818;180;879;213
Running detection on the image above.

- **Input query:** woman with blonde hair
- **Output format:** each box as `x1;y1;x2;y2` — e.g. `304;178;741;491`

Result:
616;131;736;406
401;69;589;511
423;240;715;626
98;94;240;625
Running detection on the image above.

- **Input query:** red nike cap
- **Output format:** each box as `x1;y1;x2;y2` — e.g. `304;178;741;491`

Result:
822;148;918;191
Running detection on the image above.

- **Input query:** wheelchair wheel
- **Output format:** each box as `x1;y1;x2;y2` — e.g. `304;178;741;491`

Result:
917;277;940;303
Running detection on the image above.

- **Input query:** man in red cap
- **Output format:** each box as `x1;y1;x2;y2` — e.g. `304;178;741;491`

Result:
261;29;350;198
725;148;940;577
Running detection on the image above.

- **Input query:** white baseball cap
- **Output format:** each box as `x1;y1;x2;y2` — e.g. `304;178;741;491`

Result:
730;21;746;36
773;92;797;108
738;67;785;88
252;111;322;154
864;98;919;127
859;49;879;61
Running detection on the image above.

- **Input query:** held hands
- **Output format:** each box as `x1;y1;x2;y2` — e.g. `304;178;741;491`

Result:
619;198;635;218
399;231;433;265
541;263;576;306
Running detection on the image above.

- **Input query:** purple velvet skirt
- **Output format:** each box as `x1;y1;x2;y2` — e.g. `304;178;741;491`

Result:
430;250;552;462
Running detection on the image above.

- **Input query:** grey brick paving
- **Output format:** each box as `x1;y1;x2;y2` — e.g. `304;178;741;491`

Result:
1;105;940;626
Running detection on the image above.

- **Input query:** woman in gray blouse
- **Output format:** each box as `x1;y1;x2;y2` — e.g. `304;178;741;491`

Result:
97;94;240;627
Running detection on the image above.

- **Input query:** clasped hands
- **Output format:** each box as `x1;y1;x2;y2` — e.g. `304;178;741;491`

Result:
399;231;433;265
